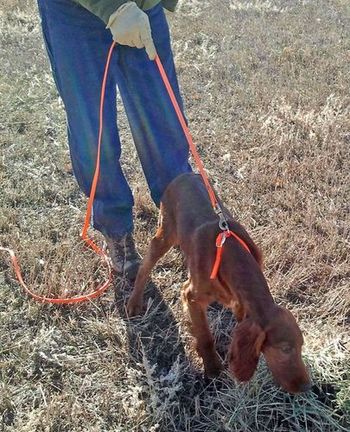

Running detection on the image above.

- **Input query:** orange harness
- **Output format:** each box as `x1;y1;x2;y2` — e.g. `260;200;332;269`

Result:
0;42;250;303
210;230;251;279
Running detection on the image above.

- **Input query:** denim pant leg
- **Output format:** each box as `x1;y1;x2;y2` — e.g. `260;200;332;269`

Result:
37;0;134;238
115;4;192;206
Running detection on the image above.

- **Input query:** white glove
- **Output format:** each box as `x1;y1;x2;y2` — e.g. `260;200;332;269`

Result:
107;1;157;60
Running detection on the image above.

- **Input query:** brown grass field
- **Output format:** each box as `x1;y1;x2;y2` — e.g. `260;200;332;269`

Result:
1;0;349;431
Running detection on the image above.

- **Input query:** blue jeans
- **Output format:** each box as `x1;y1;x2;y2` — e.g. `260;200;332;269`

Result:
37;0;191;238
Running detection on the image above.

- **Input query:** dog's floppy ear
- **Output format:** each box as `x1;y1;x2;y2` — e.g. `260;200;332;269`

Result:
229;319;265;382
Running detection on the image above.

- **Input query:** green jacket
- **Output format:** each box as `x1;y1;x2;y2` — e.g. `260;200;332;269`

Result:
74;0;178;24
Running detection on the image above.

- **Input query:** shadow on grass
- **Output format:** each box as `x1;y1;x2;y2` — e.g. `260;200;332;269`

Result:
9;273;347;432
113;277;189;374
112;278;349;431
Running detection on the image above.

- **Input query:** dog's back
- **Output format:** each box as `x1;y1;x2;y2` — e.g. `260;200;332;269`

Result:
161;173;216;237
161;173;262;268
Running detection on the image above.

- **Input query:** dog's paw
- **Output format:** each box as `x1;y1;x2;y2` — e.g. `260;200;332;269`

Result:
127;295;144;317
204;358;224;379
205;364;223;379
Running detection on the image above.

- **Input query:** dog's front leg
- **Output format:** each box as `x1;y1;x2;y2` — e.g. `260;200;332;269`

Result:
182;280;223;378
127;228;172;316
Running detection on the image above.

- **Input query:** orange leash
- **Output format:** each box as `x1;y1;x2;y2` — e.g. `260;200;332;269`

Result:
81;42;116;247
154;57;218;210
154;56;252;277
1;41;251;303
0;42;116;304
0;246;112;304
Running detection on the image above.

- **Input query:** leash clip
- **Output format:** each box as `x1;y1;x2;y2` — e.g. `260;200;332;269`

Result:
215;205;230;232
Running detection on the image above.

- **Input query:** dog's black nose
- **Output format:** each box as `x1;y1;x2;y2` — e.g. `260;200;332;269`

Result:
299;382;312;393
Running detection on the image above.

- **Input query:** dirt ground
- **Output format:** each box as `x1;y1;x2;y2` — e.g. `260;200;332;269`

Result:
0;0;349;431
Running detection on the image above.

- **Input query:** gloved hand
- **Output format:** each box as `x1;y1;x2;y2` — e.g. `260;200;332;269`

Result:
107;1;157;60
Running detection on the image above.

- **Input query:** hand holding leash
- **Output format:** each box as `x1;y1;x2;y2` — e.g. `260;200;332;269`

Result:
107;1;157;60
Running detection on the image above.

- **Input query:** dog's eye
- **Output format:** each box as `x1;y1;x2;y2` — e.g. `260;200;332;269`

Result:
280;345;292;354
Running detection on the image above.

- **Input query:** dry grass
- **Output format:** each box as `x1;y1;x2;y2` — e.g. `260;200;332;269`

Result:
1;0;349;431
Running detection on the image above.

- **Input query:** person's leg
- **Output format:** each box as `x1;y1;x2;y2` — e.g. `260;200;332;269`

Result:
115;3;192;206
37;0;134;238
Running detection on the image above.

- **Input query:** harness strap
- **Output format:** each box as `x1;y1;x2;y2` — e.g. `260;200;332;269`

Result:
210;230;252;279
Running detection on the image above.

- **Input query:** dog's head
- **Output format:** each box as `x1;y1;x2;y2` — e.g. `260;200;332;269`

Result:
228;306;311;393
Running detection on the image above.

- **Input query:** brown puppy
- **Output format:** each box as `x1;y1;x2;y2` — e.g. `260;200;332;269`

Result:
127;173;311;393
